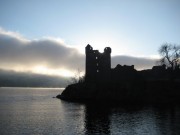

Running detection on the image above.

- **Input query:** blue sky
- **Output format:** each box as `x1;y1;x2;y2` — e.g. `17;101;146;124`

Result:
0;0;180;76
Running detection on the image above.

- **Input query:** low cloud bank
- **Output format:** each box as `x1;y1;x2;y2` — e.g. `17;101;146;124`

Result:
0;28;84;72
112;55;156;70
0;28;157;76
0;69;69;87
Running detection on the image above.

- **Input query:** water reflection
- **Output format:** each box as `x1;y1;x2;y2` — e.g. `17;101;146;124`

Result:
110;105;159;134
1;88;180;135
153;105;180;135
82;103;180;135
84;104;111;135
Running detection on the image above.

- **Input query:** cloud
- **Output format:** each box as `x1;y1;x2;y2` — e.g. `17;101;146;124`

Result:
0;28;85;73
112;55;156;70
0;27;29;42
0;69;68;87
0;28;157;76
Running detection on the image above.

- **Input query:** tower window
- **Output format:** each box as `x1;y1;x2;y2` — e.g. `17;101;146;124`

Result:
97;63;98;66
96;57;98;59
97;70;99;73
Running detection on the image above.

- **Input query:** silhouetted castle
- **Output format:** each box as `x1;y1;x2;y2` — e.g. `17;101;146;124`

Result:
85;44;138;83
58;44;180;103
85;44;111;83
85;44;180;83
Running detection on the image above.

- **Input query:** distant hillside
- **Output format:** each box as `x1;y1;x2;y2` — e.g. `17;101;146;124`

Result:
0;69;69;87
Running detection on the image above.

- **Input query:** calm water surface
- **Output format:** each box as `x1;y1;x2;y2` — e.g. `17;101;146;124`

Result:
0;87;180;135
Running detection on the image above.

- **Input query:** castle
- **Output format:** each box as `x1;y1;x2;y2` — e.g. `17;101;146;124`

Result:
85;44;111;82
85;44;136;83
58;44;180;103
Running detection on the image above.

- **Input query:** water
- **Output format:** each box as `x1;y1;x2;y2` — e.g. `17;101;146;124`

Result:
0;87;180;135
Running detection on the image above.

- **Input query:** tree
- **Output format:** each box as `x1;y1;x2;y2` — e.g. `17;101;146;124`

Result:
158;43;180;69
69;69;85;84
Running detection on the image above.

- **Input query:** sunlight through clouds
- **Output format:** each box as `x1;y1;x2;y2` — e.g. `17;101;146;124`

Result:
0;28;158;76
32;66;74;77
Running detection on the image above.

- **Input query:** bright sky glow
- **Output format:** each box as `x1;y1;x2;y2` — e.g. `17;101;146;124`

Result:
0;0;180;55
0;0;179;76
32;66;74;77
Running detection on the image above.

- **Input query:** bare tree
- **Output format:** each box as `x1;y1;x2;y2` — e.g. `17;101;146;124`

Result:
69;69;85;84
158;43;180;69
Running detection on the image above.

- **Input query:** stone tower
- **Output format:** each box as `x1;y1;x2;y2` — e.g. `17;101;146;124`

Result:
85;44;111;83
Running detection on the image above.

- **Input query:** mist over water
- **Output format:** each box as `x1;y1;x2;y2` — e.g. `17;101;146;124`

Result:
0;87;180;135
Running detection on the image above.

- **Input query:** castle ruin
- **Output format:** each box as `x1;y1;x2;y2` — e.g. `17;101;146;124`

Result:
85;44;137;83
85;44;111;83
59;44;180;103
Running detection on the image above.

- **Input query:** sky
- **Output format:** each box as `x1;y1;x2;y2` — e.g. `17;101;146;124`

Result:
0;0;180;77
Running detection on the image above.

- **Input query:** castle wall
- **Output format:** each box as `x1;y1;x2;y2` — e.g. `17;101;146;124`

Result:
85;45;98;82
85;45;111;83
85;45;180;85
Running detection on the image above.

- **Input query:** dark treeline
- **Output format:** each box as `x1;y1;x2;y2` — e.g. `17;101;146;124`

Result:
0;69;68;87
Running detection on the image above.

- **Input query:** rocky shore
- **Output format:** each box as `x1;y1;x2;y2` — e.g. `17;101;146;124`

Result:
57;79;180;104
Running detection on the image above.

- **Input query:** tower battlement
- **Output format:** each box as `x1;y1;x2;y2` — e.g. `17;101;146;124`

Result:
85;44;111;82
